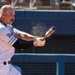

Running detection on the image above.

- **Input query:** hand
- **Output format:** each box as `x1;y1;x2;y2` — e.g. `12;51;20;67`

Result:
33;37;46;47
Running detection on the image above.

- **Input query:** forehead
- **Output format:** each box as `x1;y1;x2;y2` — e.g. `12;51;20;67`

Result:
4;8;15;15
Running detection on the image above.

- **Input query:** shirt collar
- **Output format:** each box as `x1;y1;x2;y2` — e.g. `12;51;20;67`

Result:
0;21;7;26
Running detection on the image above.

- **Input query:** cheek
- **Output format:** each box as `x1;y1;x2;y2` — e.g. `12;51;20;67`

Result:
5;17;11;22
4;16;9;19
6;16;11;21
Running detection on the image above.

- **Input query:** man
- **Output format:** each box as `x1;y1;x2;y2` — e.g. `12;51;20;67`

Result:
0;5;46;75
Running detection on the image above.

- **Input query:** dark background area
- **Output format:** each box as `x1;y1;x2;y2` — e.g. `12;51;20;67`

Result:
11;10;75;75
13;11;75;54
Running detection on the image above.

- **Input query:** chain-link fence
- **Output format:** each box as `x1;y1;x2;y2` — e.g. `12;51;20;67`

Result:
13;10;75;54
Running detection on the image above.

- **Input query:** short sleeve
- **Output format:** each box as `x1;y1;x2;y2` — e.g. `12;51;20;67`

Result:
0;28;18;45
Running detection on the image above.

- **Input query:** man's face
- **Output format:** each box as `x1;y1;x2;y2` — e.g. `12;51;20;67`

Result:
2;8;15;25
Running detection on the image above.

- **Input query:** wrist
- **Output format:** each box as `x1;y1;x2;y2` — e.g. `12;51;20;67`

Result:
33;36;37;41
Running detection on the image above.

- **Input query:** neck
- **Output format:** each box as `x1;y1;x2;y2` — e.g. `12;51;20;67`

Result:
0;18;8;25
0;20;7;26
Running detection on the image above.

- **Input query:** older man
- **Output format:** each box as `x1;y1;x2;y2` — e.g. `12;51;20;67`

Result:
0;5;46;75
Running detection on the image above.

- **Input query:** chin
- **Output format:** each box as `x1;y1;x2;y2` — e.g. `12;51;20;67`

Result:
7;23;12;25
9;22;13;25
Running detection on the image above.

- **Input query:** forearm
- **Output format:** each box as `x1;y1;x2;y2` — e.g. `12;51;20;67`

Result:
13;28;46;47
14;31;35;41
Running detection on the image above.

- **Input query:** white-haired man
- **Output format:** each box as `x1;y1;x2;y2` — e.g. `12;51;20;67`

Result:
0;5;46;75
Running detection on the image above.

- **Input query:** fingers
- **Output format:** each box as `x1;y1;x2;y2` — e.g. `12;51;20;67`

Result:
33;37;46;47
33;40;46;47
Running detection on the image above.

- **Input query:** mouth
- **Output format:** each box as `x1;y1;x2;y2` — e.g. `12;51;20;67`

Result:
10;19;14;22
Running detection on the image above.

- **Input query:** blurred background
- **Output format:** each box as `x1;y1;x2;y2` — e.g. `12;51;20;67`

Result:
0;0;75;10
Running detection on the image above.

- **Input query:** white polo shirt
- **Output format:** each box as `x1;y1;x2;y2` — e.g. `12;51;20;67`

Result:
0;22;18;62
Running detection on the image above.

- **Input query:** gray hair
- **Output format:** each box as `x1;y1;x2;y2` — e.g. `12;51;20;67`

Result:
0;5;14;17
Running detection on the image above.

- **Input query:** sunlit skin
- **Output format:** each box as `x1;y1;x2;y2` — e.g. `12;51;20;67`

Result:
1;8;15;25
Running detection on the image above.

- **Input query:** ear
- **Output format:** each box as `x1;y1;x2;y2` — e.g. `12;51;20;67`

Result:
1;12;5;17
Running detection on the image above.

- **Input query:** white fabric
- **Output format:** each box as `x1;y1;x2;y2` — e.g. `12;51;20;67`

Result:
0;23;18;46
0;22;17;61
0;64;21;75
0;22;21;75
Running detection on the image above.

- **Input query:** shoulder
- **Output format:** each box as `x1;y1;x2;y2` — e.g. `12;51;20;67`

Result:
0;22;6;29
0;22;8;33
